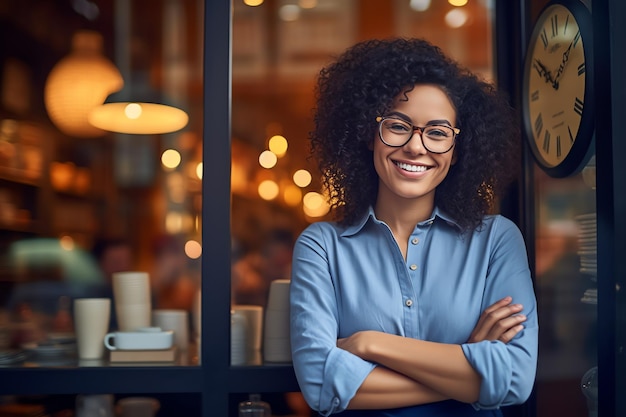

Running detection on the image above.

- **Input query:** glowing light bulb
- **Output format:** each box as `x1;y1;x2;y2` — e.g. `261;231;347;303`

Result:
124;103;142;119
259;150;278;168
293;169;312;187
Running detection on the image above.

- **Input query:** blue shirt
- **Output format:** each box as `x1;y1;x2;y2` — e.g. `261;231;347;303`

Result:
289;207;538;416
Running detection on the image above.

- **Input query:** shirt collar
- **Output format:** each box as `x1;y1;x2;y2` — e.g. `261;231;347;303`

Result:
340;206;462;237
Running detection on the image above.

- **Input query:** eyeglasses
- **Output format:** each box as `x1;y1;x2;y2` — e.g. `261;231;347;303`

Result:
376;116;460;154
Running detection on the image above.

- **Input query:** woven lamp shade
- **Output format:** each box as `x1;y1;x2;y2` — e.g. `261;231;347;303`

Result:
44;30;123;138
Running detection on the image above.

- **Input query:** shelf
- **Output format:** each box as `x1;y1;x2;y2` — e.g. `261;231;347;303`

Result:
0;367;204;395
0;365;299;396
229;365;299;393
0;166;41;187
0;220;38;234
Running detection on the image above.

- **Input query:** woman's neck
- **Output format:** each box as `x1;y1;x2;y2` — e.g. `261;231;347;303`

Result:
374;188;435;256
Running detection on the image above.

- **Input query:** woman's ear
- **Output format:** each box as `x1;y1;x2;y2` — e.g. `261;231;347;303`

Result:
451;149;458;165
367;139;374;151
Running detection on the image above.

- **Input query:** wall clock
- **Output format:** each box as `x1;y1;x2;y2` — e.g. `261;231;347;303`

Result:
522;0;594;178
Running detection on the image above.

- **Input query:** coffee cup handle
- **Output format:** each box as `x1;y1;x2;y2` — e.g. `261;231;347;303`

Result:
104;333;116;350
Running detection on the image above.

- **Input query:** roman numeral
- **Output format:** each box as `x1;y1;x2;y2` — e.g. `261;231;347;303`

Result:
540;29;548;48
564;15;570;34
568;126;574;142
551;15;558;37
574;98;584;116
531;90;539;101
543;130;551;153
578;62;586;76
556;135;562;158
534;113;544;136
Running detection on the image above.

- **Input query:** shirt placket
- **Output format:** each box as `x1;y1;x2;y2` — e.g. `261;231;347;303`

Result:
403;220;432;338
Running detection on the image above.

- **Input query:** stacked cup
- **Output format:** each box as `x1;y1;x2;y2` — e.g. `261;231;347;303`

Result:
112;272;152;331
152;309;189;351
263;279;291;363
232;305;263;365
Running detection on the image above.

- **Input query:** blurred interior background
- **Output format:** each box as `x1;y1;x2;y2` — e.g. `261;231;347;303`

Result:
0;0;495;323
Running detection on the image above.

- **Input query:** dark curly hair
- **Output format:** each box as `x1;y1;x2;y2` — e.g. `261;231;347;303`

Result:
310;37;520;231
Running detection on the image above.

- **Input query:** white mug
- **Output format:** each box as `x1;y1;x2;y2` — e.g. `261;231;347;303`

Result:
104;327;173;350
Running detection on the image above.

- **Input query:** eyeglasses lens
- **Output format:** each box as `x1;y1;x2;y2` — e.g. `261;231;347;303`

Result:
379;118;455;153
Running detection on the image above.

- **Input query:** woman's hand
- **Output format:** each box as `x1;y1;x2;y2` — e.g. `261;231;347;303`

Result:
337;330;375;360
467;296;526;344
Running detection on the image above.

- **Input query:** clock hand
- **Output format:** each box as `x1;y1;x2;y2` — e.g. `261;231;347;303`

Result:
552;42;573;89
552;32;579;89
533;59;557;85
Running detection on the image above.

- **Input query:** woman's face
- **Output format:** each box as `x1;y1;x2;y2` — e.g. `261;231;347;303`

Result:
373;84;457;204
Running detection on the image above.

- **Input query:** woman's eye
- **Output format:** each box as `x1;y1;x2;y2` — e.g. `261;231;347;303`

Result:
387;121;410;133
425;126;452;139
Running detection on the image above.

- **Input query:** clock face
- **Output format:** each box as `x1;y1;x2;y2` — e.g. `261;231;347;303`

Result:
523;1;594;177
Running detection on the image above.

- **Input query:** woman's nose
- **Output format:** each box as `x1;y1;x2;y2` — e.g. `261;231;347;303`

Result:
402;129;428;154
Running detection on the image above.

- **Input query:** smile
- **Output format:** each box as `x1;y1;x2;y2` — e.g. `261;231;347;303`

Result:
394;161;429;172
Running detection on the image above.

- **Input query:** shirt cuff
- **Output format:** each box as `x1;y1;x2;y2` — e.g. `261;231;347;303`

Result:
462;340;512;409
318;347;376;416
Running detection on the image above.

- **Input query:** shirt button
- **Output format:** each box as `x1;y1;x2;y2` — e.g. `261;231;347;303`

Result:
410;264;417;270
405;299;413;307
411;238;419;245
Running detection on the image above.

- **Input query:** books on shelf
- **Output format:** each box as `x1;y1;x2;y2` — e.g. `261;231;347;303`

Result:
109;347;177;363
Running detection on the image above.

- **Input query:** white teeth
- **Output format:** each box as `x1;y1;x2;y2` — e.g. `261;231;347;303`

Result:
395;161;427;172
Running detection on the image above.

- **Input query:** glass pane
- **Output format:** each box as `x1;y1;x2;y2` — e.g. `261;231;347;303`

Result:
0;0;203;367
533;157;597;416
230;0;495;371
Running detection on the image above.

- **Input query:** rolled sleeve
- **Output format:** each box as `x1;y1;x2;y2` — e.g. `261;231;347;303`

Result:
461;217;539;409
462;327;537;409
290;224;376;415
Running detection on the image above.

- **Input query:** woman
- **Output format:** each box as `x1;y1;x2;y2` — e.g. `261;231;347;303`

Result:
289;38;538;416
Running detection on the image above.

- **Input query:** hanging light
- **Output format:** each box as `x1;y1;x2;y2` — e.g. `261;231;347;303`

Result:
88;101;188;135
44;30;123;138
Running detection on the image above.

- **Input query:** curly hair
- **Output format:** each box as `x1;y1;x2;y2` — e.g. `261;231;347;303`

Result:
310;38;520;231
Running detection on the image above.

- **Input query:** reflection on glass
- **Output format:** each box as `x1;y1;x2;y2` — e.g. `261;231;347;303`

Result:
231;0;494;366
533;157;597;417
0;1;203;367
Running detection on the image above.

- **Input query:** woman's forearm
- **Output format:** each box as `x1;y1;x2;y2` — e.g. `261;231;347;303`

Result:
348;366;448;410
340;331;481;403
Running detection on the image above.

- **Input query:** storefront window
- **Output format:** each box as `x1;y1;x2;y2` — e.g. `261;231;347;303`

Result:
0;0;203;366
230;0;495;362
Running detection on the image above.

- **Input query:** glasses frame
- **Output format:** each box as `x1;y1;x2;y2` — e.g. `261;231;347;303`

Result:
376;116;460;154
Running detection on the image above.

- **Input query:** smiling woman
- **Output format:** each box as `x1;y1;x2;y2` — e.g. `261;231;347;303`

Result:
289;37;535;417
230;0;495;240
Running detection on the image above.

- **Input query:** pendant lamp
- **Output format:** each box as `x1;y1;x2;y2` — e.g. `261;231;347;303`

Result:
87;73;188;135
88;100;188;135
44;30;123;138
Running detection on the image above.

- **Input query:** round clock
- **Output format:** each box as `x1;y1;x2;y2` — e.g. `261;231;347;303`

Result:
522;0;594;178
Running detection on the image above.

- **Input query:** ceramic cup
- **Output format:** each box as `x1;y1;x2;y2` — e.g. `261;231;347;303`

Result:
112;272;151;331
104;327;173;350
263;280;291;363
232;305;263;352
152;309;189;351
74;298;111;360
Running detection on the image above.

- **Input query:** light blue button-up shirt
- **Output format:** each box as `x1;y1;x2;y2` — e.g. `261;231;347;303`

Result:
290;207;538;416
